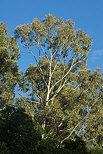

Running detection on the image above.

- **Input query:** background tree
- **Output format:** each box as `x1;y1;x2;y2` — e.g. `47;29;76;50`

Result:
0;22;20;108
76;68;103;147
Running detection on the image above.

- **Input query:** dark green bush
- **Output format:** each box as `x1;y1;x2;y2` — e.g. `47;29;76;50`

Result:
0;106;42;154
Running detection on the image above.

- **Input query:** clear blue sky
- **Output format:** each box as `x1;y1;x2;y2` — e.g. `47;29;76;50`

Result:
0;0;103;72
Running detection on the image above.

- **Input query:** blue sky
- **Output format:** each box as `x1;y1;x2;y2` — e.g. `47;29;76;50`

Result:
0;0;103;72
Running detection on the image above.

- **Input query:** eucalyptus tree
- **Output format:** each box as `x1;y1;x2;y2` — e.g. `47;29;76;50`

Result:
14;14;103;144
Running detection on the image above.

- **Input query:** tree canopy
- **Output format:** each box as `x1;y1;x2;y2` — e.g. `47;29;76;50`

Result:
0;15;103;153
0;22;20;107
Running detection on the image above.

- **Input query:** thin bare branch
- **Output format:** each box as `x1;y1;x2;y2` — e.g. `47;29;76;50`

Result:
61;121;81;143
75;83;81;89
28;47;48;87
41;46;49;58
28;100;40;104
28;47;38;63
51;62;58;76
59;127;74;132
17;92;40;104
58;117;65;128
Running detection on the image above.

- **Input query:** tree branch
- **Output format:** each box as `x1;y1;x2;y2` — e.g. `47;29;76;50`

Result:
46;50;53;105
61;121;81;143
28;47;48;87
58;117;65;128
50;58;75;92
48;78;68;103
51;62;58;77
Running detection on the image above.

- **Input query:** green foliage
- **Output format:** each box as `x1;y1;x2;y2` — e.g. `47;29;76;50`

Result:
0;15;102;153
14;15;102;147
14;14;92;60
0;107;90;154
0;142;10;154
88;146;103;154
0;106;42;154
36;138;59;154
0;22;20;107
61;136;90;154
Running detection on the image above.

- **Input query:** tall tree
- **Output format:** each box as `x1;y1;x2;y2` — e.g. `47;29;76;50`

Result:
14;14;102;145
14;14;92;106
0;22;20;107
